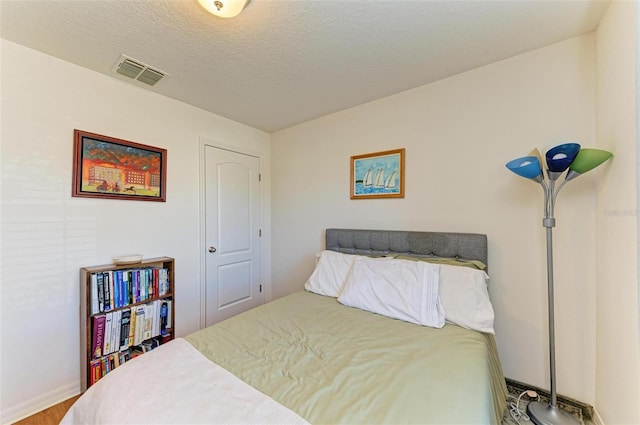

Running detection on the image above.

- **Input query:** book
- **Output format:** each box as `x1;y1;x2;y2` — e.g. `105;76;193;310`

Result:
132;270;140;303
90;274;99;314
123;270;131;305
144;268;151;300
165;300;172;330
133;306;145;346
103;272;111;311
165;268;171;293
119;308;131;350
139;269;146;301
152;268;158;299
113;271;121;309
151;300;160;337
100;357;108;377
160;301;168;336
106;271;114;309
103;312;113;355
91;315;106;358
130;346;144;359
112;310;121;355
141;340;153;352
90;359;101;386
96;273;105;313
119;349;130;365
108;354;116;372
107;271;115;311
128;306;136;347
143;302;154;341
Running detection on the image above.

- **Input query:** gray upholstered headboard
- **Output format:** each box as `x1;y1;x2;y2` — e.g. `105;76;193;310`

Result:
325;228;488;267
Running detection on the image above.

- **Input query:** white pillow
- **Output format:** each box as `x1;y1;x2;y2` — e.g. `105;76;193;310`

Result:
439;264;495;334
337;257;445;328
304;250;360;297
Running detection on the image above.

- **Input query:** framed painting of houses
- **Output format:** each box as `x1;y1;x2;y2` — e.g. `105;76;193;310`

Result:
350;148;405;199
72;130;167;202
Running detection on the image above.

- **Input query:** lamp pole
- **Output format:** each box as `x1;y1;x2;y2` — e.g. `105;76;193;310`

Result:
526;180;578;425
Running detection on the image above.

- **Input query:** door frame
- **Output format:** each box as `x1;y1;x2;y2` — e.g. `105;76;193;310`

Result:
198;138;268;330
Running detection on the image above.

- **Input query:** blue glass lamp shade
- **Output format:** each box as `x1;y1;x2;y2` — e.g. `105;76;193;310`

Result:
506;156;543;181
545;143;581;172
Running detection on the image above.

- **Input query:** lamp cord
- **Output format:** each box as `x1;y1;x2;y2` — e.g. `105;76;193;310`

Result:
509;390;539;424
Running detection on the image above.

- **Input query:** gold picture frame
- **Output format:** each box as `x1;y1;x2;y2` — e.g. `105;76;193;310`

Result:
350;148;405;199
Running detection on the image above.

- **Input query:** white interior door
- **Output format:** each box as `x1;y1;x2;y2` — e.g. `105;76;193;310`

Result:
205;145;262;326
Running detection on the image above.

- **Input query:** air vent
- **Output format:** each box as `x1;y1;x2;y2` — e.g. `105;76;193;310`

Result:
112;55;168;86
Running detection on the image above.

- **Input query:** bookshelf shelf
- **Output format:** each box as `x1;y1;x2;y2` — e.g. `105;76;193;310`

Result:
80;256;175;391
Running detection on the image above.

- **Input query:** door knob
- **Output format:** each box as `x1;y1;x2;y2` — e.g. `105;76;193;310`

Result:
208;246;217;253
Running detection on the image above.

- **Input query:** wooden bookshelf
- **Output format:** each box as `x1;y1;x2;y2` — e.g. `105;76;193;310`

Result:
79;257;175;391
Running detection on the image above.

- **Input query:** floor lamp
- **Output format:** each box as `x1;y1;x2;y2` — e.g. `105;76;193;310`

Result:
505;143;613;425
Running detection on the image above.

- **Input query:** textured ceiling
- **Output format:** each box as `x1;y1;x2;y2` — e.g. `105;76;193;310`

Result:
0;0;610;132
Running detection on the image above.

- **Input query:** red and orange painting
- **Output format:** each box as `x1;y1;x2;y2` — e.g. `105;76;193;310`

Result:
72;130;167;202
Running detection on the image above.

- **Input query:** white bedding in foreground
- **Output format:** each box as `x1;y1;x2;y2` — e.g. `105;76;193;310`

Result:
61;338;310;425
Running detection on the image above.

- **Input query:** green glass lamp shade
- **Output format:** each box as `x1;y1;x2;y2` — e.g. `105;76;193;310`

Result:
506;156;542;180
545;143;581;172
570;148;613;173
566;148;613;181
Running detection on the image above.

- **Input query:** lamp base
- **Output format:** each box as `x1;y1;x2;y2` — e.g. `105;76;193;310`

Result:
527;401;581;425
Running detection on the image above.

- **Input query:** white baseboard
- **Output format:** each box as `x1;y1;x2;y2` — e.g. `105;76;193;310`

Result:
593;408;606;425
1;381;80;424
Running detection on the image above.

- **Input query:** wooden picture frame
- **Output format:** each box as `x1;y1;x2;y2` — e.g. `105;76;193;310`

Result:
350;148;405;199
72;130;167;202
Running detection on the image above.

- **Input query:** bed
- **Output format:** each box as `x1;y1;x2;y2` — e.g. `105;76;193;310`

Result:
62;229;508;425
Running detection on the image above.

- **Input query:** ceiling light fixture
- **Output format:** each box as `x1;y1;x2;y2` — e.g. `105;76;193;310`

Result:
197;0;249;18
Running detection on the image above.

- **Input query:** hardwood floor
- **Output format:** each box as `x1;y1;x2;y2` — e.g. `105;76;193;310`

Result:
13;395;80;425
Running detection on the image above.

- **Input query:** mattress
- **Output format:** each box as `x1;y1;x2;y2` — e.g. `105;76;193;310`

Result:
186;290;507;424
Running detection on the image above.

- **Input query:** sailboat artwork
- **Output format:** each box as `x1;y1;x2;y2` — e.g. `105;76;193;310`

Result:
385;170;398;189
350;148;405;199
362;169;374;187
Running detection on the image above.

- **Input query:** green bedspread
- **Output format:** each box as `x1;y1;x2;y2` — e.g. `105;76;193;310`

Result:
186;291;507;425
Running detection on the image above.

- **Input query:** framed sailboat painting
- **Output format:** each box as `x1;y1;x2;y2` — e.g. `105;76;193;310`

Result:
350;148;405;199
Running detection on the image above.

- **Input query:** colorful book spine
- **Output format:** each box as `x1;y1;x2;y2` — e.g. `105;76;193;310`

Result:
143;303;153;341
139;269;146;301
160;301;168;336
128;306;136;347
113;271;121;309
119;308;131;350
97;273;105;313
144;268;151;300
103;312;113;355
90;274;99;314
133;270;140;303
152;268;159;299
166;268;171;293
165;300;172;331
112;310;121;355
90;359;101;385
134;306;145;345
108;272;115;310
103;272;111;311
123;270;131;306
92;315;106;359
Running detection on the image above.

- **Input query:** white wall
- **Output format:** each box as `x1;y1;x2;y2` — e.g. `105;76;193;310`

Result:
0;39;271;423
595;1;640;424
272;35;599;403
